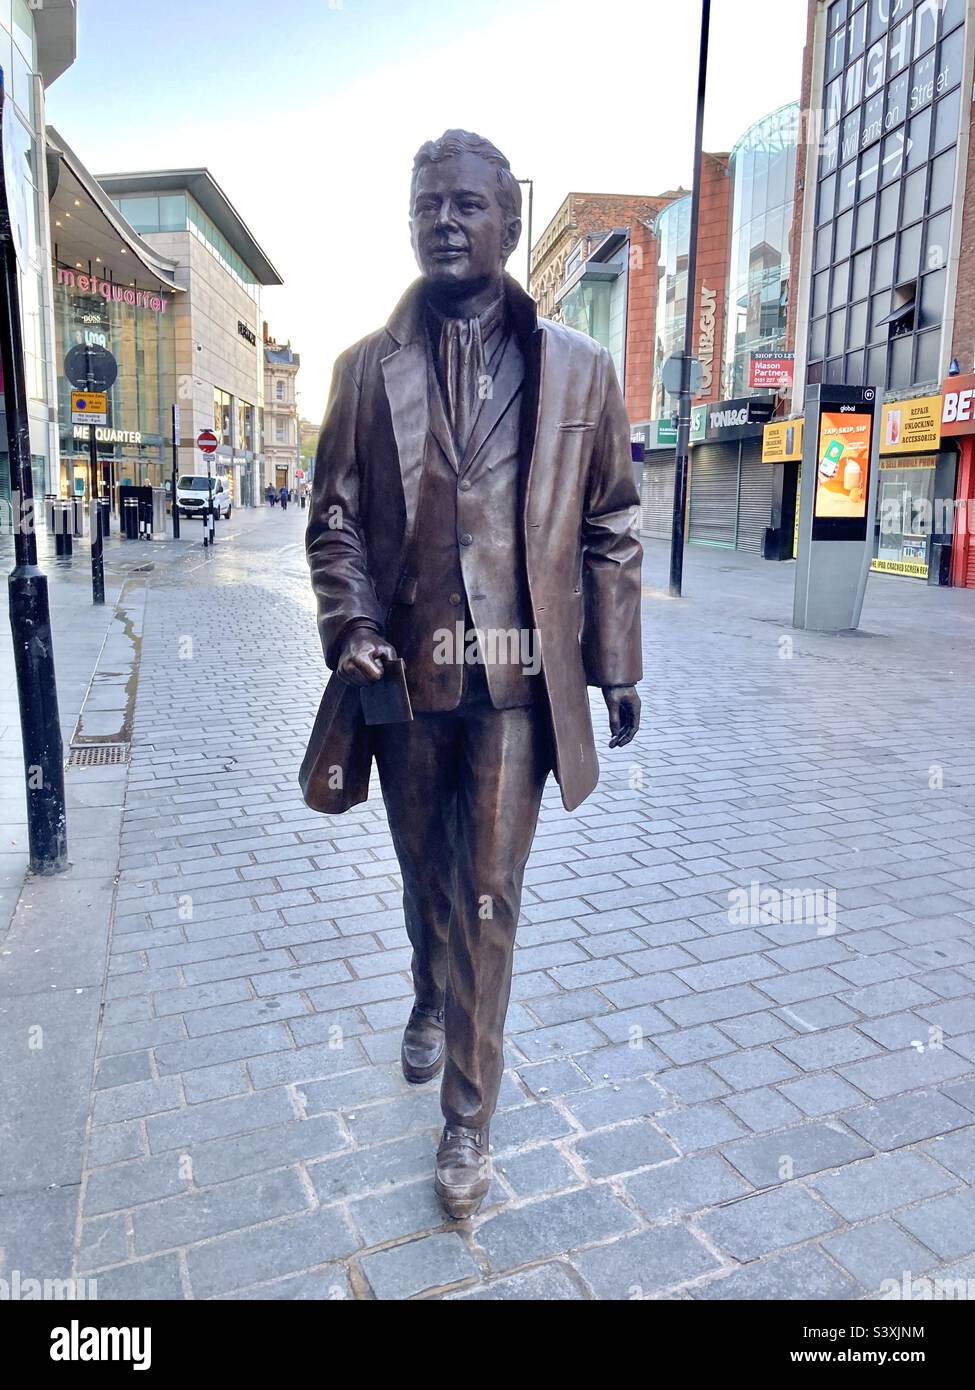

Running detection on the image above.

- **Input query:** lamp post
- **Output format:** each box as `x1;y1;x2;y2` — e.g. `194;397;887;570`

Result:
516;177;534;292
0;66;68;873
668;0;711;598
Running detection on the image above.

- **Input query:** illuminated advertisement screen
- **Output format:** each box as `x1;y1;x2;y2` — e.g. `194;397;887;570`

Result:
814;411;871;519
812;401;874;541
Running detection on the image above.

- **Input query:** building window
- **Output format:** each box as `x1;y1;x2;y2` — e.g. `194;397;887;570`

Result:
275;418;286;444
275;380;285;401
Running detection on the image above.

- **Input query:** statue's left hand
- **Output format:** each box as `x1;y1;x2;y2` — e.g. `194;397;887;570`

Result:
603;686;641;749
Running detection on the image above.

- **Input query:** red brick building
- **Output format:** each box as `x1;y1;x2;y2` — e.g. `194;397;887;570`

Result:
529;191;683;420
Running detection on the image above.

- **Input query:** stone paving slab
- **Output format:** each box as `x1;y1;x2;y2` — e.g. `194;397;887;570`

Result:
4;510;975;1299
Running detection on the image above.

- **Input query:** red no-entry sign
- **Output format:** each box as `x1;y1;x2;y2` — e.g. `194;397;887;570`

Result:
197;429;218;455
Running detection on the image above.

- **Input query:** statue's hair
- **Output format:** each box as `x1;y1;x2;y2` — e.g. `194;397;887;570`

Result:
410;130;521;221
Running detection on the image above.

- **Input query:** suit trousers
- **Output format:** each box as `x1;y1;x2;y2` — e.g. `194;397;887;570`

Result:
372;664;551;1129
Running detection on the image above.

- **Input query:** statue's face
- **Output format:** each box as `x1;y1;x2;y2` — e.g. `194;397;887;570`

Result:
410;151;520;291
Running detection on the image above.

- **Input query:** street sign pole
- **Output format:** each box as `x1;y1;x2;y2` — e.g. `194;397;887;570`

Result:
196;430;219;548
171;404;180;539
0;66;67;873
88;422;104;604
669;0;711;598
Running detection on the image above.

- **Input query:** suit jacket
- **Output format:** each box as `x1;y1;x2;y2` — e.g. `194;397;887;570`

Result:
300;273;643;814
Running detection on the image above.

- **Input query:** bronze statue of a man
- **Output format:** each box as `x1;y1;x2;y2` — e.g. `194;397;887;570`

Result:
301;130;642;1218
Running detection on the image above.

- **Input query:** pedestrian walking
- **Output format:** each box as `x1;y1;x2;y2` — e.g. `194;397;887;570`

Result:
279;485;290;511
265;484;276;506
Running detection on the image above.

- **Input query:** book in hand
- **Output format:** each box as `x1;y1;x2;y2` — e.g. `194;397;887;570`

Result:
359;658;414;725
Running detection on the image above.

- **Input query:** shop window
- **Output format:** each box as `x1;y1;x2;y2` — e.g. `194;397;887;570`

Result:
874;459;936;575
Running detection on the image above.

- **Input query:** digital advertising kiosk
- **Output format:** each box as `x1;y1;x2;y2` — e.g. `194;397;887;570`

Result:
793;383;880;632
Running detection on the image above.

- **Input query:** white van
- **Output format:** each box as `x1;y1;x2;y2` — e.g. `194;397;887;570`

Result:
176;474;232;520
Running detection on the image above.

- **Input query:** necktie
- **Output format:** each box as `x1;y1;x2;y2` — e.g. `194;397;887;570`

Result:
439;314;484;456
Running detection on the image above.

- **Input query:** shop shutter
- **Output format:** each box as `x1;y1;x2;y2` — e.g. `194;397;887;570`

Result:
736;441;773;554
640;453;675;540
967;536;975;588
689;443;738;547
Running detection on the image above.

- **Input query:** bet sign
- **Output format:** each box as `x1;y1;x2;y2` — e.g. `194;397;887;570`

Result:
941;373;975;436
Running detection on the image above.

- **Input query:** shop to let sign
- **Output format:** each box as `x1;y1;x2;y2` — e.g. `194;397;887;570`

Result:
880;396;941;453
71;390;107;425
749;352;795;389
762;418;804;463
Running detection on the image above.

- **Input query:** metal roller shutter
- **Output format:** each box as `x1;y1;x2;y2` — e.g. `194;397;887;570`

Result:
967;539;975;588
736;441;773;554
640;452;675;539
689;443;738;547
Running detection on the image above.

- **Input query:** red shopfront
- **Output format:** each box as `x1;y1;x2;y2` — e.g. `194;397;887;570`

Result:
942;373;975;589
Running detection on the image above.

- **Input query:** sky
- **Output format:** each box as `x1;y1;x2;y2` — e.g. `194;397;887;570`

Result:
46;0;808;421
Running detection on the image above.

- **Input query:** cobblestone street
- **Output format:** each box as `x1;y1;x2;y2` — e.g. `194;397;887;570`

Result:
5;505;975;1301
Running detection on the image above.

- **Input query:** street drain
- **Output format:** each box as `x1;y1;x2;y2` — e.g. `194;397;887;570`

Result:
67;744;130;767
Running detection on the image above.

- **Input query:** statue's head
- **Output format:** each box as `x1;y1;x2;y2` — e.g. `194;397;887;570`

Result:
410;130;522;294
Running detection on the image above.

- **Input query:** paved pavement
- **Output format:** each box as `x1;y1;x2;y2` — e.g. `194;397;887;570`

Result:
3;503;975;1300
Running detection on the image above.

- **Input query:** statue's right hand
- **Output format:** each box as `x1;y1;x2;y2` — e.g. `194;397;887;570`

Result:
337;627;397;686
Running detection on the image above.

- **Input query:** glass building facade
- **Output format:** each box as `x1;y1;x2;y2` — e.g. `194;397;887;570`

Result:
808;0;966;391
52;268;176;497
651;195;691;421
110;193;261;302
723;103;798;398
0;0;54;506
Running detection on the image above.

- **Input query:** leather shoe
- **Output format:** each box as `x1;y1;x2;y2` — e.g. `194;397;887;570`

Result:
401;1004;445;1084
434;1123;491;1220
